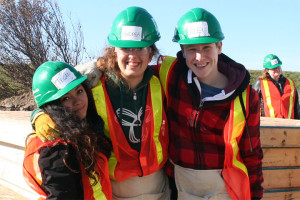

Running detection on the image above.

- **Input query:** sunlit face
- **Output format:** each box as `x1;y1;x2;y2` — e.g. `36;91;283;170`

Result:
114;47;152;83
60;84;88;120
268;66;282;81
182;42;222;83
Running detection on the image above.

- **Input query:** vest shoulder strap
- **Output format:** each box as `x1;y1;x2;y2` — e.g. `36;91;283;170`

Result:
159;56;177;95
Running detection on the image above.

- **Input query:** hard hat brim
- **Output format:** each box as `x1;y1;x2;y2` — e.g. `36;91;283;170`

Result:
38;75;87;107
174;36;223;45
109;40;155;48
264;63;281;69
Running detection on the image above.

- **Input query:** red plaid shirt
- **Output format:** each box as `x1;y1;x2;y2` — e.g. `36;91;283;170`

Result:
153;52;264;199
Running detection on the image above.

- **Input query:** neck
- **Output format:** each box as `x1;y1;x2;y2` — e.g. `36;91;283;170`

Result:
199;71;228;89
123;76;143;90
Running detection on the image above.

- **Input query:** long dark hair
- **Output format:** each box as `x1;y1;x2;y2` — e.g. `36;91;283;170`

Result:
41;82;111;185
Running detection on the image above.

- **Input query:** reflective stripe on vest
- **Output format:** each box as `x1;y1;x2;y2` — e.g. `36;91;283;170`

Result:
286;78;295;119
80;158;111;200
92;76;168;181
262;79;275;117
222;86;251;200
23;135;111;200
261;78;295;118
159;56;177;98
23;134;48;199
150;77;164;165
87;175;106;200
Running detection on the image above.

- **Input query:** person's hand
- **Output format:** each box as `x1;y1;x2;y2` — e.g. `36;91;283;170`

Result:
75;60;102;88
32;113;61;142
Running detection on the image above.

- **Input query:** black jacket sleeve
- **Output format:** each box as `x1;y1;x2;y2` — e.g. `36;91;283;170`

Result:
39;143;84;200
252;79;265;116
294;88;300;119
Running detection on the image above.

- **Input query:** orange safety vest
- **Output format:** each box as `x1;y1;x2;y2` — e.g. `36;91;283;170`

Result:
91;76;169;181
23;135;112;200
160;56;251;200
260;77;295;119
222;86;251;200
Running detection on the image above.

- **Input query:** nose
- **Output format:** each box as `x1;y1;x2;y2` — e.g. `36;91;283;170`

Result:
73;98;82;107
273;68;281;75
127;50;137;57
195;52;202;61
127;48;140;55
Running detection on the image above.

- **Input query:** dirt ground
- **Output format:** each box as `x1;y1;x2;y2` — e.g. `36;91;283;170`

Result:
0;184;29;200
0;92;36;111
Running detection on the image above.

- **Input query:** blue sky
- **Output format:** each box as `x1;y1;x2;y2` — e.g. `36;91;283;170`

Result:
58;0;300;71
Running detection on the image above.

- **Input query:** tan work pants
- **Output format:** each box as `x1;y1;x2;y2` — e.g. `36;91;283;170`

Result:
111;168;170;200
173;162;231;200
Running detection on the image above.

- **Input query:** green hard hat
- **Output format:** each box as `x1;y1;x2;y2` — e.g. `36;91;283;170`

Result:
263;54;282;69
173;8;224;45
32;61;87;107
108;6;160;48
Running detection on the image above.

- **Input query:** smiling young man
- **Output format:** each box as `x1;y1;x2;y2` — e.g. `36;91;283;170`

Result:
253;54;300;119
156;8;264;200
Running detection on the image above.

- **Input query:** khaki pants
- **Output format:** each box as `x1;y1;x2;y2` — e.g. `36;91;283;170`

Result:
173;162;231;200
111;168;170;200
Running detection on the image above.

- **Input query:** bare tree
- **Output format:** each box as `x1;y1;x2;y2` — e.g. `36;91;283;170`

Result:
0;0;87;68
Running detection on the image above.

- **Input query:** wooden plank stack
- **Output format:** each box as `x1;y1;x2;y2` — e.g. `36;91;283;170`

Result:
260;117;300;200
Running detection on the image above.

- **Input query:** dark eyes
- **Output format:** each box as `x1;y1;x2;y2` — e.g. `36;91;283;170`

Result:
186;46;211;53
77;88;84;94
60;88;84;102
61;96;69;102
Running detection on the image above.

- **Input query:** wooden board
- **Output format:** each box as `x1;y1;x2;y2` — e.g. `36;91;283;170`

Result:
263;190;300;200
262;168;300;189
260;117;300;198
260;117;300;127
262;148;300;167
260;128;300;147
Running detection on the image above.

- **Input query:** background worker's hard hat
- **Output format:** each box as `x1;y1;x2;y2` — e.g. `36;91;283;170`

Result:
263;54;282;69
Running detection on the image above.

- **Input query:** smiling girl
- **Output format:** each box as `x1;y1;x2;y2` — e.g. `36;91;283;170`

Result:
23;61;112;200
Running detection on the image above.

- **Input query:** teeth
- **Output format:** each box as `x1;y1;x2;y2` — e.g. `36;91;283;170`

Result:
195;63;206;67
128;62;138;66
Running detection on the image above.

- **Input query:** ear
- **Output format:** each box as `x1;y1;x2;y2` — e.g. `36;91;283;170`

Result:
217;42;222;55
113;47;118;61
180;45;186;58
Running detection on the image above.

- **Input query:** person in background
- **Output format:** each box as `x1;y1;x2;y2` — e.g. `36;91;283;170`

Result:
30;7;170;200
23;61;112;200
153;8;263;200
253;54;300;119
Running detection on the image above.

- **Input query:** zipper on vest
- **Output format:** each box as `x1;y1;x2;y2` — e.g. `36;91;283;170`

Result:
199;100;204;108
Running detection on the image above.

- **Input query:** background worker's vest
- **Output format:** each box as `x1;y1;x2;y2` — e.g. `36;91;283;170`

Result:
159;56;251;200
23;135;112;200
260;77;295;119
92;76;169;182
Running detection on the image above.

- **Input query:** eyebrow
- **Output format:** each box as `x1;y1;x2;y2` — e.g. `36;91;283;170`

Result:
74;85;82;90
